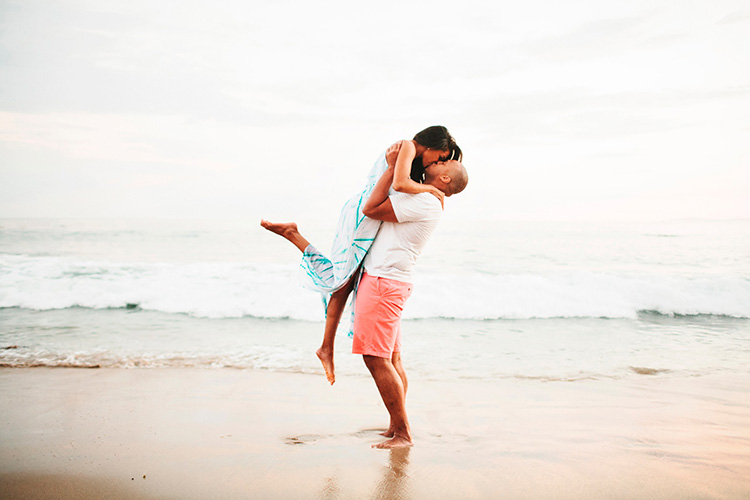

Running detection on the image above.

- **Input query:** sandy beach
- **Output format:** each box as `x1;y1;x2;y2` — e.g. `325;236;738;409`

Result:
1;367;748;500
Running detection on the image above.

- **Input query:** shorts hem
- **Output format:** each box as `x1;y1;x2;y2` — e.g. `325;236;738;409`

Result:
352;347;396;358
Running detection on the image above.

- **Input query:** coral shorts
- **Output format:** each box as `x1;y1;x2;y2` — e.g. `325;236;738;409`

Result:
352;272;413;358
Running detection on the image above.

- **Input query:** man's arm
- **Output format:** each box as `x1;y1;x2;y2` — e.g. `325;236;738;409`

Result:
362;166;399;222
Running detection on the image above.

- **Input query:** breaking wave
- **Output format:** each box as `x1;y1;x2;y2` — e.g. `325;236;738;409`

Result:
2;253;749;320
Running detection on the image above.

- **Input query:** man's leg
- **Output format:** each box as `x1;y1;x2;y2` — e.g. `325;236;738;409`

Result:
259;220;310;252
392;352;408;397
316;275;356;385
381;352;407;437
363;355;413;449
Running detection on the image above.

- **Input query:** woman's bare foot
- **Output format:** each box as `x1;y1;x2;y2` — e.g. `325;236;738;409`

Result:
260;220;310;253
316;347;335;385
372;435;413;449
260;220;298;239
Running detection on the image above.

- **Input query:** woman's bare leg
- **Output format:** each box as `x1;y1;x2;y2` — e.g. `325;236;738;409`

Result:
316;275;356;385
260;220;310;253
261;219;357;386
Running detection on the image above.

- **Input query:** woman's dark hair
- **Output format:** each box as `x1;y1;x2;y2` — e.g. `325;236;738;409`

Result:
410;125;462;182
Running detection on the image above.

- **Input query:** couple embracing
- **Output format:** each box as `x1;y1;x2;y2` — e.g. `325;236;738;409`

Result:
262;125;468;448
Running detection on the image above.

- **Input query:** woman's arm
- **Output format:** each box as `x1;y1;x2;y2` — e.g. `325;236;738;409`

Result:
391;141;421;192
391;140;445;207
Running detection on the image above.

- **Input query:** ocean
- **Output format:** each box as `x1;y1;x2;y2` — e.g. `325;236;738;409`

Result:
1;217;749;383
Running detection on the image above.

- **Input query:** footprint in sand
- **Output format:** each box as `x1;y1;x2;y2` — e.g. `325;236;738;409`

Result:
284;434;328;445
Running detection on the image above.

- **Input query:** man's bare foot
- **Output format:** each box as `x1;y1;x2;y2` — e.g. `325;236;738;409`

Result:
380;427;395;438
372;435;413;449
316;347;335;385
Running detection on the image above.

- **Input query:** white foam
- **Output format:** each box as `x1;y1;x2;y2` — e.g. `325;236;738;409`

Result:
0;254;323;320
2;253;749;320
407;272;750;319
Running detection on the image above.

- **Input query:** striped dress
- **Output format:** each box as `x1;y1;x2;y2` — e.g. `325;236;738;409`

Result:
299;151;388;334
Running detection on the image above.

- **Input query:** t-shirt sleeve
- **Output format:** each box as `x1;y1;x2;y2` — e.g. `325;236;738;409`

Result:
390;192;442;223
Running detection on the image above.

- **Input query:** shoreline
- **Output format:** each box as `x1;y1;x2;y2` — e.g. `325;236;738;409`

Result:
1;367;749;499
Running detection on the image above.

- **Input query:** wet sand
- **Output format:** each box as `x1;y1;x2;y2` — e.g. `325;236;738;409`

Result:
1;367;748;499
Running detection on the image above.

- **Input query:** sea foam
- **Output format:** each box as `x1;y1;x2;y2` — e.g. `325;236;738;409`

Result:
2;253;748;320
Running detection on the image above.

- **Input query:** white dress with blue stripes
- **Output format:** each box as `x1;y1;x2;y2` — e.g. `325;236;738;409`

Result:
299;151;388;333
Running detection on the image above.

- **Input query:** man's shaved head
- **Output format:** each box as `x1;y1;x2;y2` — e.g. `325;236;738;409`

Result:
444;160;468;196
425;160;468;196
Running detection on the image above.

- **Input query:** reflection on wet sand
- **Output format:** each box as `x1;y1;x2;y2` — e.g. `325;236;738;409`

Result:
372;447;411;500
318;447;411;500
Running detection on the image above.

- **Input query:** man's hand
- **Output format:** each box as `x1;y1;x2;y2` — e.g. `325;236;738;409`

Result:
385;141;403;168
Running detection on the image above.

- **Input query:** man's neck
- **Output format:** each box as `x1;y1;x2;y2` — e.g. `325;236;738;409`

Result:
424;179;446;194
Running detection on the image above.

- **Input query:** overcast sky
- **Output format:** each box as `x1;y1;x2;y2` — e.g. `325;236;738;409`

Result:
1;0;748;222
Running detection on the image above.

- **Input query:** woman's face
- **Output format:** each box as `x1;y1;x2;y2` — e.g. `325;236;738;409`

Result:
422;148;450;167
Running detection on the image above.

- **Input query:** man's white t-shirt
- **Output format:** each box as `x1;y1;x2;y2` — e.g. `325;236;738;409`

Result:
363;192;442;283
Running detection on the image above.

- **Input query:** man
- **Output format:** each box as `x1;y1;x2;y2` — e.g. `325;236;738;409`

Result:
356;159;468;448
261;158;468;448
